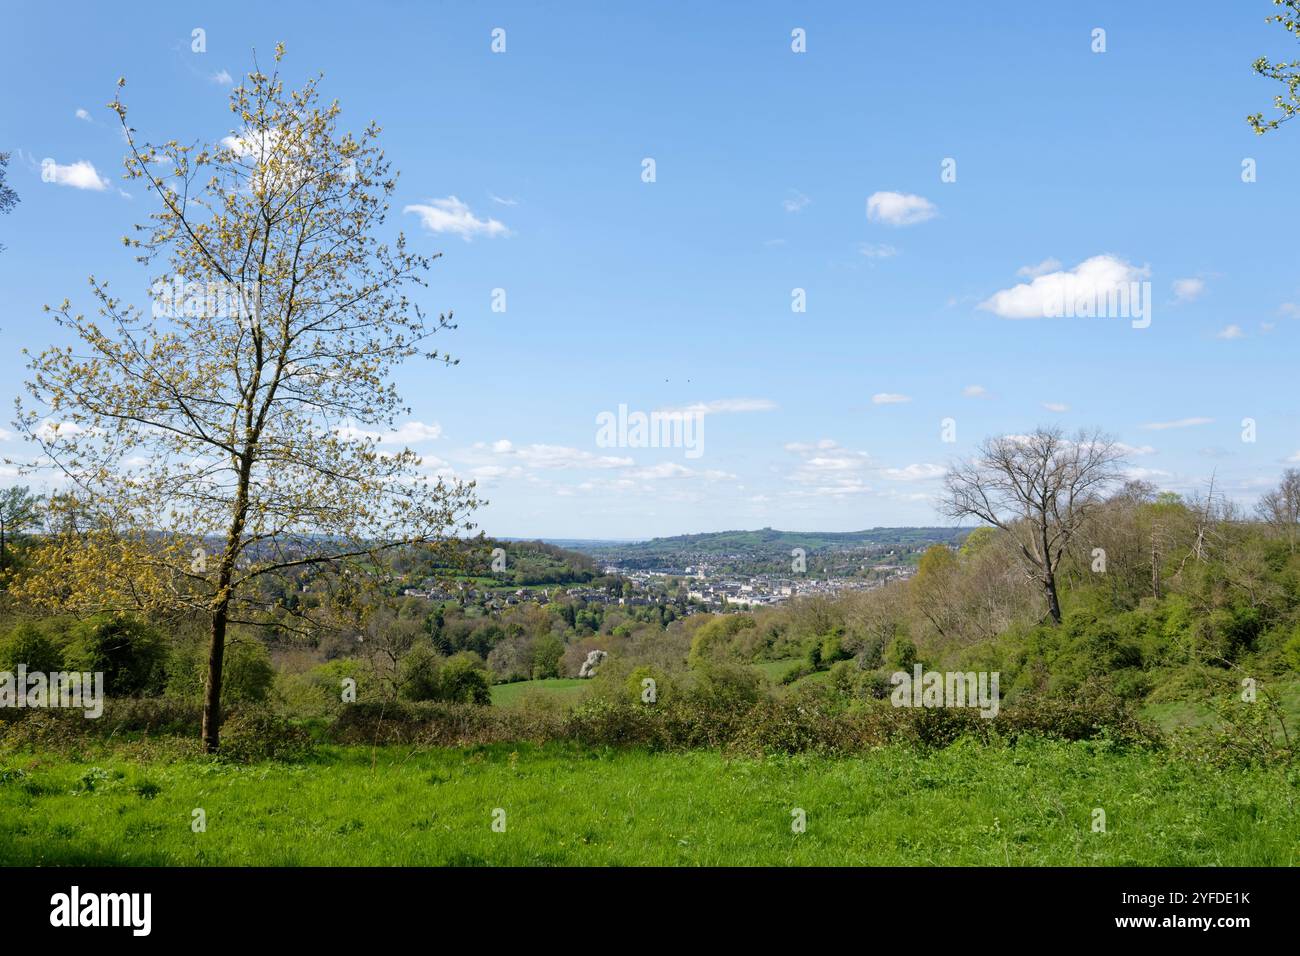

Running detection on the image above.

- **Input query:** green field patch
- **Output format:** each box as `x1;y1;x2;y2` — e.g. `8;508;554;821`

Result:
490;678;589;708
2;741;1296;866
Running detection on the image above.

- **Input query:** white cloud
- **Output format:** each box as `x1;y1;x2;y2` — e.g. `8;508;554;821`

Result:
488;192;518;206
1016;257;1061;278
1216;324;1244;340
403;196;510;240
963;385;989;398
211;69;233;86
1287;450;1300;463
859;243;898;259
782;190;811;213
1172;277;1205;303
34;420;86;441
871;393;911;405
783;440;944;497
483;441;632;470
1042;402;1069;413
878;463;946;481
219;129;289;167
626;463;733;481
40;158;109;191
866;191;937;226
384;421;443;443
335;420;442;444
657;398;776;416
74;108;91;122
469;464;515;480
784;439;838;453
1141;417;1214;430
1115;442;1157;456
629;462;694;480
784;440;873;496
1124;466;1172;481
979;254;1150;319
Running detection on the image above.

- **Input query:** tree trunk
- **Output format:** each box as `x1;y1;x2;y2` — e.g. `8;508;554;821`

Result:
1043;573;1063;624
202;446;255;752
201;599;229;753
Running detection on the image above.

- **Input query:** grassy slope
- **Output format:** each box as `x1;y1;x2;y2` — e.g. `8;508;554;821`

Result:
1141;678;1300;732
489;678;587;707
490;662;821;709
2;741;1295;866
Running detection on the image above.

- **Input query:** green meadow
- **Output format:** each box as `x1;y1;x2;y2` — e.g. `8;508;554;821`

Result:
2;740;1296;866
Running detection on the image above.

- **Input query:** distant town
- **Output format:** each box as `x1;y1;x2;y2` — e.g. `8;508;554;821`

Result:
400;527;953;614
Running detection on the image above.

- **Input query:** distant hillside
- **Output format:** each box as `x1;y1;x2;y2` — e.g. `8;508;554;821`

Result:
569;527;969;573
401;538;601;588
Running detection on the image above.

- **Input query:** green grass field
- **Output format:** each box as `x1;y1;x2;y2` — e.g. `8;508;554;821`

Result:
490;663;825;709
489;678;588;707
2;740;1296;866
752;659;799;681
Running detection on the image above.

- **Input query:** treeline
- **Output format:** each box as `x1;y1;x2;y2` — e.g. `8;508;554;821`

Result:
395;537;601;587
674;475;1300;709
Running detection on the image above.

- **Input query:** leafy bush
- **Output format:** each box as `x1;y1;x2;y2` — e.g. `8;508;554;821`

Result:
687;614;759;667
1174;690;1297;768
437;653;493;705
63;614;166;696
398;641;443;701
1284;627;1300;672
780;662;812;685
0;621;65;672
530;633;565;679
399;646;491;705
218;708;315;763
885;635;917;671
687;662;764;710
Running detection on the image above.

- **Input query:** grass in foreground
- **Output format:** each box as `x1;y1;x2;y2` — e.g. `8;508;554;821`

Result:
2;740;1297;866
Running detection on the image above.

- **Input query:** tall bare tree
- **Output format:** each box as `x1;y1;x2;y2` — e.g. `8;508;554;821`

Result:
1256;468;1300;553
941;426;1126;624
12;46;477;751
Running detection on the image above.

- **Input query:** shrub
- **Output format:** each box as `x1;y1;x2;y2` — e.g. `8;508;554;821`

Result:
688;662;764;711
399;647;491;705
1282;627;1300;672
780;662;812;685
885;635;917;671
398;641;443;701
438;653;493;705
530;633;565;679
0;622;65;672
218;708;315;763
63;614;166;696
687;614;758;667
1175;692;1297;768
819;633;850;666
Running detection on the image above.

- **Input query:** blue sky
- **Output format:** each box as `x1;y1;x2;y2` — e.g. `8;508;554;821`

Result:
2;1;1298;539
